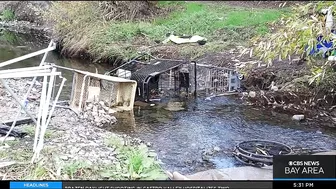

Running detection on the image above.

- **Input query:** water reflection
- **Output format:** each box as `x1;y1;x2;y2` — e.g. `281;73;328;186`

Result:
0;30;110;100
111;97;336;174
1;30;335;174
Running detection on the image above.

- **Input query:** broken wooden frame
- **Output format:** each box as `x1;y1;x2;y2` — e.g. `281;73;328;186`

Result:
0;41;67;163
49;64;137;114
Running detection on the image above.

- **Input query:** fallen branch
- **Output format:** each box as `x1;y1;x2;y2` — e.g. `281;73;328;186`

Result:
329;105;336;111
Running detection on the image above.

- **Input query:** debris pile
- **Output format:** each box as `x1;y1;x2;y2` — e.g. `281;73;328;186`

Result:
233;140;292;167
81;101;117;127
0;41;67;163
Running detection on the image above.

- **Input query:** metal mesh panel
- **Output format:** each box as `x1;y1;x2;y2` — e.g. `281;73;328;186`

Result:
130;59;184;83
70;73;88;110
100;79;117;107
189;63;238;96
157;69;179;98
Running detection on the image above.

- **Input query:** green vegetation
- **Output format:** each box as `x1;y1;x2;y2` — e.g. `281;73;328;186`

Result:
0;131;165;180
252;1;336;93
45;1;287;60
0;30;20;44
22;125;59;139
103;135;166;180
0;9;15;21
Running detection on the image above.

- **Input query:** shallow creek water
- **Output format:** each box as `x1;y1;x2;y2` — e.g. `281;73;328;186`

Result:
1;30;335;174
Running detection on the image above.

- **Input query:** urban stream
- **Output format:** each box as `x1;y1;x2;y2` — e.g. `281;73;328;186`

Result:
1;30;336;174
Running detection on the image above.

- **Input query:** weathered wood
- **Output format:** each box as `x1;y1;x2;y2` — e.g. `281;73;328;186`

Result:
0;125;27;138
0;115;55;138
3;117;35;126
3;115;54;126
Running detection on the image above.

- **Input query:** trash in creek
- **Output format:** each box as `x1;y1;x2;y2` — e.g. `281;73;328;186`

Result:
0;40;66;163
162;33;207;45
233;140;292;167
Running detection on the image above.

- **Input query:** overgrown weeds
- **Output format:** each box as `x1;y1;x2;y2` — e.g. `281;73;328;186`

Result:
0;30;20;44
44;1;285;62
104;135;167;180
21;125;59;139
0;9;15;21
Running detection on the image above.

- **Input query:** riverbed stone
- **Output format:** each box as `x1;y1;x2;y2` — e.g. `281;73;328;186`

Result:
98;110;105;115
213;146;221;152
60;155;69;161
82;101;117;127
134;101;150;107
185;166;273;180
99;101;106;107
92;106;98;113
165;101;186;111
248;91;256;98
146;142;152;147
292;114;305;121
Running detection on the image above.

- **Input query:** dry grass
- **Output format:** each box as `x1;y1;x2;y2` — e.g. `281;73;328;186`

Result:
44;1;287;62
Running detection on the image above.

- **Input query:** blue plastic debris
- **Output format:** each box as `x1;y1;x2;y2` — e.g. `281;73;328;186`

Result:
306;30;336;58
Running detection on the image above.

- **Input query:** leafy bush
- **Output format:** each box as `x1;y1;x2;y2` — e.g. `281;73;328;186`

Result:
251;1;336;89
0;9;15;21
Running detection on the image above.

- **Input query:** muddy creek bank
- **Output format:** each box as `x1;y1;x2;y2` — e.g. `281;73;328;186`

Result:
1;30;336;175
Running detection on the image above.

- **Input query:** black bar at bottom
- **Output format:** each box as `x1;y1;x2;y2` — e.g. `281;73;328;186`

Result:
0;181;9;189
64;181;272;189
273;181;336;189
4;180;335;189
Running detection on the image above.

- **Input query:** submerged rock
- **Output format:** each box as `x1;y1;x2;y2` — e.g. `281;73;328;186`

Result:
213;146;221;152
134;101;150;107
165;101;186;111
248;91;256;98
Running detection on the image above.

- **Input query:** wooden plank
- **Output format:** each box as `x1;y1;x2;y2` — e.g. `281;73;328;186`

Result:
3;115;55;126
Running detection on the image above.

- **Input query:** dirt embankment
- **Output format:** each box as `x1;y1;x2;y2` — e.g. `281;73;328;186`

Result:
198;45;336;127
0;1;51;33
1;1;334;127
0;1;50;23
